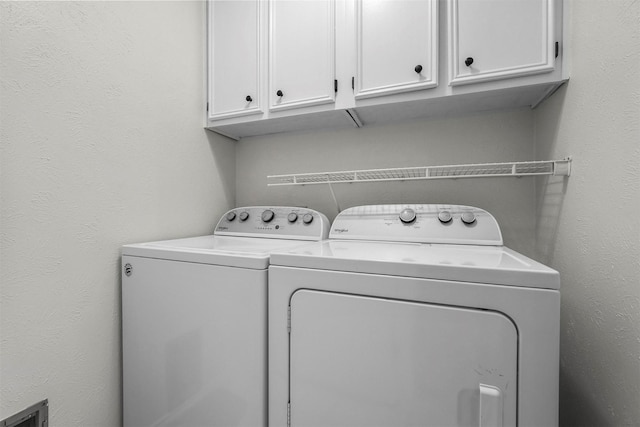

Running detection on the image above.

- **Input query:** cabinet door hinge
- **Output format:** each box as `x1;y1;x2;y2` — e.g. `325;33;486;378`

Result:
334;79;338;93
555;41;559;58
352;76;355;91
206;102;209;112
287;402;291;427
287;306;291;333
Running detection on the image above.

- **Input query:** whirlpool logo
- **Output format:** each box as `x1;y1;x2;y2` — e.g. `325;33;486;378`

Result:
333;228;349;233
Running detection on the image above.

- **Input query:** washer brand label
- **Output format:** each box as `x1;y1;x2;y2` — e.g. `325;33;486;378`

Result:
333;228;349;233
217;226;229;231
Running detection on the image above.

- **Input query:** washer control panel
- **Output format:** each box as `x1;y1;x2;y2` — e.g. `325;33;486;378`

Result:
215;206;330;240
330;204;503;246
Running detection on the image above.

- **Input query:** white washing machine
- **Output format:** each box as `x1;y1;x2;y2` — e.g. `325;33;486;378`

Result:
121;206;329;427
269;204;560;427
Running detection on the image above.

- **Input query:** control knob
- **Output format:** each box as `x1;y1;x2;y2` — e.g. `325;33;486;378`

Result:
239;211;250;222
302;213;314;224
461;211;476;225
399;208;417;224
288;213;298;223
438;210;452;224
261;209;275;223
226;211;237;222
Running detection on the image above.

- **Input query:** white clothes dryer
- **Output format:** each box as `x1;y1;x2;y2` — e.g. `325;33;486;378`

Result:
122;207;329;427
269;204;560;427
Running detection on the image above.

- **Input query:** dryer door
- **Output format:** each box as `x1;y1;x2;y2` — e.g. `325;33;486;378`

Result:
289;290;517;427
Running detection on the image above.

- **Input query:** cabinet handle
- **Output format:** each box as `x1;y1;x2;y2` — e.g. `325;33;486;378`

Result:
246;95;253;102
465;57;474;67
414;64;423;74
276;90;283;97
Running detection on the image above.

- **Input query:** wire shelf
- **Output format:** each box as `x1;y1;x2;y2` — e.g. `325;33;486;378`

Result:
267;158;571;186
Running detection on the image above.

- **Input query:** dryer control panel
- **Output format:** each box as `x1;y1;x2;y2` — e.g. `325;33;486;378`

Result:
215;206;330;241
330;204;503;246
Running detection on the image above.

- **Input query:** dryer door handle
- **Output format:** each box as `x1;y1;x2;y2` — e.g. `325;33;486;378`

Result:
479;384;503;427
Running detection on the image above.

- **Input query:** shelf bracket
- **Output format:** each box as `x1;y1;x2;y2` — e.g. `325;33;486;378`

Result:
552;158;571;176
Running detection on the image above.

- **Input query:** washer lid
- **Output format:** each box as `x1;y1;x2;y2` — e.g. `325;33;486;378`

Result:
122;235;319;269
270;240;560;289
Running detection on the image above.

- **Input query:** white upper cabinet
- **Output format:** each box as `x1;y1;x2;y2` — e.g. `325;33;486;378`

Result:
208;0;264;120
449;0;556;86
355;0;438;100
269;0;336;112
206;0;566;139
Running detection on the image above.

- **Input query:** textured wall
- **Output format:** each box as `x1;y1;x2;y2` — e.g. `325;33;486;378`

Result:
0;1;235;425
534;0;640;425
2;0;637;426
236;109;538;255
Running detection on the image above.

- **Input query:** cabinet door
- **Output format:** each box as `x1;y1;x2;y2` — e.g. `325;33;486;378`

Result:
208;0;264;120
355;0;438;100
269;0;335;112
289;290;518;427
449;0;555;86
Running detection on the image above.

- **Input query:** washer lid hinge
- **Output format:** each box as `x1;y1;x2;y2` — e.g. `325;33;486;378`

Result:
287;402;291;427
287;306;291;333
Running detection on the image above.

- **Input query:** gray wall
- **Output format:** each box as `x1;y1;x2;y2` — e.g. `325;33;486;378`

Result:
534;0;640;425
0;2;235;425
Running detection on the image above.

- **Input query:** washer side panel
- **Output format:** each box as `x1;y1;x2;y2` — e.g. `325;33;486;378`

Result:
123;256;267;427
